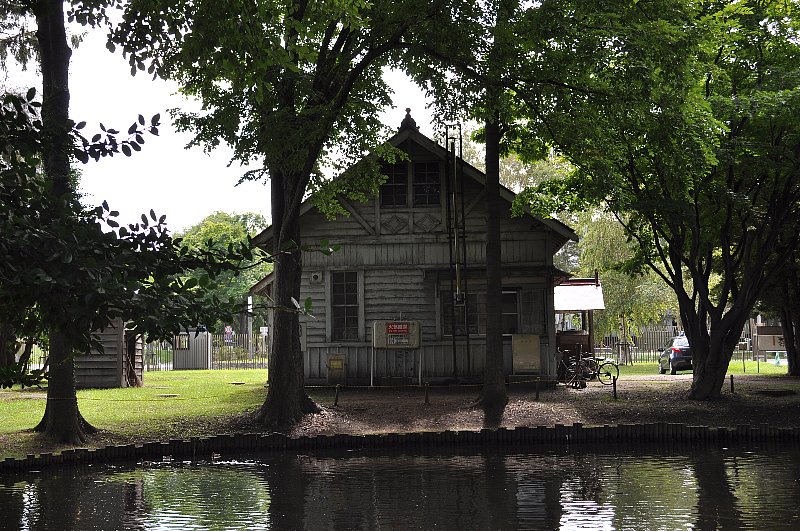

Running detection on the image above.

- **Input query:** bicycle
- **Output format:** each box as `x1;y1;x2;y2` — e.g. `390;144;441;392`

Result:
557;350;591;389
558;349;619;388
586;357;619;385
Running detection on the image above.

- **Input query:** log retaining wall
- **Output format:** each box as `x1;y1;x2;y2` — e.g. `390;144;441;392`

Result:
3;423;799;474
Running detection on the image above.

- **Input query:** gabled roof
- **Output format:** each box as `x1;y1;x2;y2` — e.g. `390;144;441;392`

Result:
251;112;578;249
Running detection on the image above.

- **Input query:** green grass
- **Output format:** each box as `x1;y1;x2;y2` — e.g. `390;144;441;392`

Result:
0;370;268;436
619;359;789;376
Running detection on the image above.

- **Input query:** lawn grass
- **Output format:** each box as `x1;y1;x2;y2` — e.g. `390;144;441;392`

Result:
0;370;268;436
618;360;789;377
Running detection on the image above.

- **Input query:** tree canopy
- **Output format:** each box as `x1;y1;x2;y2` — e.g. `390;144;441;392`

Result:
522;0;800;398
176;211;272;331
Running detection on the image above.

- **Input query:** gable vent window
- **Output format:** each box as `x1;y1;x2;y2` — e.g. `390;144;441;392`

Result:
380;163;407;207
413;162;440;206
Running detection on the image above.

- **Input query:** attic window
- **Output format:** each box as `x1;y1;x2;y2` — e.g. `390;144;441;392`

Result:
413;162;440;206
380;163;407;207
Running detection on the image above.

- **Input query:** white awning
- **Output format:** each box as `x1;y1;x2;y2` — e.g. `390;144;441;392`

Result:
554;283;605;312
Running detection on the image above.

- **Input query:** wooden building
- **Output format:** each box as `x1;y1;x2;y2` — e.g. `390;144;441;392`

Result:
74;318;143;388
251;111;576;385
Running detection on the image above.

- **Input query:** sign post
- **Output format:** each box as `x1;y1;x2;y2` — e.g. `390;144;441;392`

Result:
371;320;422;385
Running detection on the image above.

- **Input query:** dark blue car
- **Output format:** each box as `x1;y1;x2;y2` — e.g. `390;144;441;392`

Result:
658;335;692;375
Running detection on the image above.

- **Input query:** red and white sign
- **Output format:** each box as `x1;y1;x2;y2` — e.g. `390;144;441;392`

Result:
373;320;420;349
387;322;409;334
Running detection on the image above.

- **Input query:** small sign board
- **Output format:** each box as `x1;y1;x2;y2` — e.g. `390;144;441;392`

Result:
372;320;420;349
512;334;540;373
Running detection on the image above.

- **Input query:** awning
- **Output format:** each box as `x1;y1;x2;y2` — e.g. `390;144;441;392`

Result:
554;281;605;312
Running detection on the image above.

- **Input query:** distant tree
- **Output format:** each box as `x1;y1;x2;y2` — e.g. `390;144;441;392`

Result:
574;211;678;342
177;211;272;331
0;2;38;71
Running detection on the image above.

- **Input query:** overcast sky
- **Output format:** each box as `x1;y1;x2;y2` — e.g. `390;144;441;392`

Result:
8;26;435;232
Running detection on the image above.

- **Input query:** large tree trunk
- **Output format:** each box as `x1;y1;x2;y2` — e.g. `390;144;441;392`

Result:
32;0;95;443
688;305;750;400
34;328;96;444
0;322;17;367
478;115;508;421
783;268;800;376
782;306;799;377
256;169;319;430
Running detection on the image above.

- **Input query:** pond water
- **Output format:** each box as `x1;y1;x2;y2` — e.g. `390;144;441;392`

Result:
1;446;799;530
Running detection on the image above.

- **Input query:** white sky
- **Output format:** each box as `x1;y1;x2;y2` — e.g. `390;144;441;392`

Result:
7;27;435;233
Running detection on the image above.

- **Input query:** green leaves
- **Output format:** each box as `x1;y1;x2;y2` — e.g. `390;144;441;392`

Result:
0;363;48;389
1;93;266;352
71;113;161;163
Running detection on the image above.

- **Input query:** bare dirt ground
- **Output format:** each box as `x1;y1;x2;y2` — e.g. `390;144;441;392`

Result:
282;374;800;438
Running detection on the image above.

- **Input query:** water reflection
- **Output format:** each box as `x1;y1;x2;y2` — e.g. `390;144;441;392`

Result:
2;447;799;530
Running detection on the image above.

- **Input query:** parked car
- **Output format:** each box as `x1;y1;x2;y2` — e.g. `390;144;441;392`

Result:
658;335;692;375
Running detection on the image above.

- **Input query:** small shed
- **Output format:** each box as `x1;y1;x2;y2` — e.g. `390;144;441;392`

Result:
75;319;143;388
554;278;605;357
173;329;213;370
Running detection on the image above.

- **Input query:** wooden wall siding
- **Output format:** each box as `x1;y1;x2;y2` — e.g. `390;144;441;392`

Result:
127;334;144;381
75;319;125;388
363;269;438;341
298;266;555;383
303;338;555;384
303;237;547;270
299;168;551;268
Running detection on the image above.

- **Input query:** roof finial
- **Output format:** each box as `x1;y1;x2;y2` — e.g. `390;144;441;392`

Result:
400;108;418;131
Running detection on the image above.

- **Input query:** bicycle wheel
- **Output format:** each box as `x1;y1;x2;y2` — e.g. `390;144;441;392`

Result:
583;357;600;380
568;360;588;389
597;362;619;385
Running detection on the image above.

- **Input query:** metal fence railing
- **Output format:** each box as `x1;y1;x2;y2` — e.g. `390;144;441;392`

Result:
144;340;174;371
212;333;269;370
596;322;755;364
144;333;269;371
15;344;48;371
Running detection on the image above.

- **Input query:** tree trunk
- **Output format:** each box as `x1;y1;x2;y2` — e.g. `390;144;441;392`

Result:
34;328;96;444
32;0;95;443
688;309;748;400
782;306;799;377
478;115;508;420
19;339;34;372
256;169;319;430
0;323;16;367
